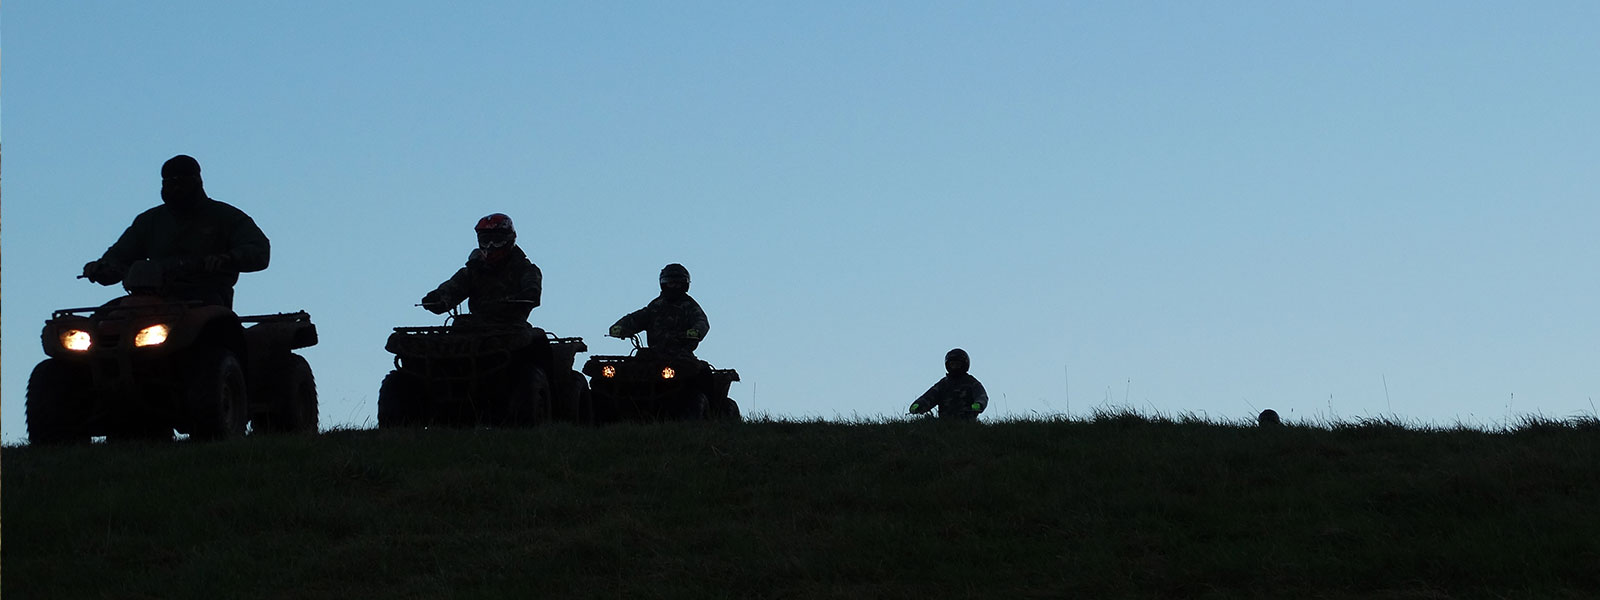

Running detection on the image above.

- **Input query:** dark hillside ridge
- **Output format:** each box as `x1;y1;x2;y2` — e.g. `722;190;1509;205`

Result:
5;414;1598;599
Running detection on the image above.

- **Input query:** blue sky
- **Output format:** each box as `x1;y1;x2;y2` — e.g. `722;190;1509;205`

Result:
4;2;1597;442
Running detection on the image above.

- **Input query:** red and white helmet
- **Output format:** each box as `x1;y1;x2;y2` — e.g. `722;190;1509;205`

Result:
475;213;516;250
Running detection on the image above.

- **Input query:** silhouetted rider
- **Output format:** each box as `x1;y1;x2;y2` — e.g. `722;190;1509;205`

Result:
908;348;989;421
80;154;270;309
420;213;543;324
608;263;709;359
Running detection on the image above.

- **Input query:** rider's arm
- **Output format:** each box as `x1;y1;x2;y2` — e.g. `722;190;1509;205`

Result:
427;265;473;309
611;304;653;337
94;211;159;284
514;263;542;308
909;379;944;414
686;298;709;340
224;212;271;273
966;378;989;412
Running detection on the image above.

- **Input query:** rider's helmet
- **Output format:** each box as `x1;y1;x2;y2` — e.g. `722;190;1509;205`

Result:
659;263;690;296
944;348;970;374
160;154;205;210
1258;409;1281;427
475;213;517;261
161;154;202;179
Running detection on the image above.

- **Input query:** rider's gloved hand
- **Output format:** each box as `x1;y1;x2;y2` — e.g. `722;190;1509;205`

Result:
609;325;627;338
686;329;702;340
420;291;449;314
201;254;232;273
81;260;118;285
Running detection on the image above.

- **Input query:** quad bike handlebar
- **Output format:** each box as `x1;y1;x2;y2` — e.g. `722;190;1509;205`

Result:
603;333;646;354
414;298;539;325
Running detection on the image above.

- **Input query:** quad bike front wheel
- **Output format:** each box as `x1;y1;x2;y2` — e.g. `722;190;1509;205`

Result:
186;349;249;441
378;370;428;428
26;359;92;445
255;353;319;434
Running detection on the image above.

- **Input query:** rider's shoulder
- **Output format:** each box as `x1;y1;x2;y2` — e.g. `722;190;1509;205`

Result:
654;294;698;310
508;247;537;269
199;197;252;217
132;204;168;222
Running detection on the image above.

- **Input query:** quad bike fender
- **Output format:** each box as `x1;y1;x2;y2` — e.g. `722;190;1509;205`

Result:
243;313;319;355
165;305;248;357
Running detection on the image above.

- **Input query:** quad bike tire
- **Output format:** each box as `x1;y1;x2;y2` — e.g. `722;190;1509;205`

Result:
549;369;590;424
378;370;428;428
573;371;594;426
26;359;92;445
502;366;551;427
254;353;319;434
679;391;710;421
587;380;620;425
717;398;741;422
187;349;250;441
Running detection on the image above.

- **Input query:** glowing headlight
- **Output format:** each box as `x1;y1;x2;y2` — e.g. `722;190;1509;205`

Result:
134;324;170;347
602;365;617;378
661;367;675;380
60;329;93;352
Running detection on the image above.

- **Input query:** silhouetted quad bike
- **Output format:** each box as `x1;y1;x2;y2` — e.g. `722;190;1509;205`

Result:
28;259;319;444
582;335;740;424
378;301;588;429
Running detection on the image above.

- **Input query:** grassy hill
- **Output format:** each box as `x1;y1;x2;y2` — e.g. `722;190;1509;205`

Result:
4;414;1598;599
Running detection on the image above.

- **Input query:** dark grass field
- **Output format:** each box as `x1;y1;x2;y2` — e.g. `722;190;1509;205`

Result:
4;413;1598;599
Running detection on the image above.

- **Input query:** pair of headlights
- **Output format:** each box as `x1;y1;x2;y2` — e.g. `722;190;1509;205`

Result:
58;324;170;352
599;365;676;380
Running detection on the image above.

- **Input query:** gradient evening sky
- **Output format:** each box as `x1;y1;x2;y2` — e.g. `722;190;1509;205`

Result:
3;2;1596;442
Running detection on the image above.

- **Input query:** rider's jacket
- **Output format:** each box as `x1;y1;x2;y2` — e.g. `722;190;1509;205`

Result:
610;293;709;358
914;373;989;420
428;245;543;323
94;197;270;309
